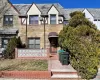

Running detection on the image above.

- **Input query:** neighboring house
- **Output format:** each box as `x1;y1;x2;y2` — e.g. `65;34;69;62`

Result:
83;9;100;30
0;0;100;54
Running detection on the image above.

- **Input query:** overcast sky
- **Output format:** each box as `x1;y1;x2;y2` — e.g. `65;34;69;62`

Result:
10;0;100;8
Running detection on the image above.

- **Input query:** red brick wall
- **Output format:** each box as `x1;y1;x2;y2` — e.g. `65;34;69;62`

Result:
0;71;51;79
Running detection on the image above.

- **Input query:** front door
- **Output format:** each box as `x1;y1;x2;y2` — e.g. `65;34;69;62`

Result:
49;37;58;53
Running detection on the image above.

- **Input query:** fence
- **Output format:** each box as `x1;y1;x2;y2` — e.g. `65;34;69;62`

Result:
15;48;48;59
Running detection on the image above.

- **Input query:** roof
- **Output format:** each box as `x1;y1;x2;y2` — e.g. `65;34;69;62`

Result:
63;8;84;20
0;29;18;35
87;8;100;19
13;3;64;15
13;4;31;15
48;32;58;37
13;3;100;20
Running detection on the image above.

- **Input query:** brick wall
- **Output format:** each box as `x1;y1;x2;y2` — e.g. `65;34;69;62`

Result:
18;24;63;49
0;71;51;79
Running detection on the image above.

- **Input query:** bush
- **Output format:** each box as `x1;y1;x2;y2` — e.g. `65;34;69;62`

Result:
4;37;25;59
59;11;100;80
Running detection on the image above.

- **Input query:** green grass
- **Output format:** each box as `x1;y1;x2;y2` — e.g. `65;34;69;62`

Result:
0;59;48;71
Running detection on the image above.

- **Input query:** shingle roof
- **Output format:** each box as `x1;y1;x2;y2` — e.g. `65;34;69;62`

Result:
13;3;64;15
0;29;18;35
13;3;100;20
87;8;100;19
63;8;84;20
36;4;52;15
13;4;31;15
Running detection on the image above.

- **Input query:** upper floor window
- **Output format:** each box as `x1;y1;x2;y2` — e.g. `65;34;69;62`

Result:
50;14;56;24
29;15;39;25
3;15;13;26
94;19;97;21
28;38;40;49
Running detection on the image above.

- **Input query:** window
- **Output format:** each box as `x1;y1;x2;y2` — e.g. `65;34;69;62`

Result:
28;38;40;49
94;19;97;21
50;14;56;24
63;20;69;25
2;38;10;48
3;15;13;26
29;15;39;25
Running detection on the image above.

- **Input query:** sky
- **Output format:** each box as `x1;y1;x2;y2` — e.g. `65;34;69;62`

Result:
10;0;100;8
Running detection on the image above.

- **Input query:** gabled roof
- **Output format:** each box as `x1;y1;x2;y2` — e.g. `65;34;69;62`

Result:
13;3;100;20
86;8;100;19
13;3;64;15
63;8;84;20
13;4;31;15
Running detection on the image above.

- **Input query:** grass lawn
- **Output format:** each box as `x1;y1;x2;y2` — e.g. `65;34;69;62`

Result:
0;59;48;71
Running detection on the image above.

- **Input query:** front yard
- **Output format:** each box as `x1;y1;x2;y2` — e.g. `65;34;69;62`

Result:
0;59;48;71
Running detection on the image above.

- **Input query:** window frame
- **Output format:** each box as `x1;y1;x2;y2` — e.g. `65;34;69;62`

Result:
50;14;56;24
3;15;13;26
29;15;39;25
28;37;40;49
2;38;10;48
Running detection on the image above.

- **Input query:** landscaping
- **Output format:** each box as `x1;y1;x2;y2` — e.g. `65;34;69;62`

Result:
0;59;48;71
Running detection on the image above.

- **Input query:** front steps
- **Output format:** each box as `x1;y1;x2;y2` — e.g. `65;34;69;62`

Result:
51;69;81;80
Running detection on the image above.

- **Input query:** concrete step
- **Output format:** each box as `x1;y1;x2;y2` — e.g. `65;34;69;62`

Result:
51;69;79;79
51;74;80;79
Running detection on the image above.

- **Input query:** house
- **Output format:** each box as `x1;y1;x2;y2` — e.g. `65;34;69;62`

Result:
0;0;100;55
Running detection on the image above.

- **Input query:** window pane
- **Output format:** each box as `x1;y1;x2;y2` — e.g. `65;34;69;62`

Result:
50;15;56;24
28;38;40;49
35;45;40;49
29;45;34;49
36;39;40;44
4;40;8;44
4;15;13;25
29;39;35;44
2;38;10;48
29;15;39;24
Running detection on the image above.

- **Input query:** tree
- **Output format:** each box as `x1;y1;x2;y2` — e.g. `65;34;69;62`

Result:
59;11;100;80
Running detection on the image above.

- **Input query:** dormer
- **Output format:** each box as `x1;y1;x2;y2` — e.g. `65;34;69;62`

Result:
27;3;41;25
48;5;59;24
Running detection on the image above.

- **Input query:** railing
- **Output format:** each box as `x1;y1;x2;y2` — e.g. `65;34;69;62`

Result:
15;48;48;59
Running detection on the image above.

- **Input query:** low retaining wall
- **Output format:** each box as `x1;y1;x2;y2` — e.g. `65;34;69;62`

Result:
0;71;51;79
15;48;49;59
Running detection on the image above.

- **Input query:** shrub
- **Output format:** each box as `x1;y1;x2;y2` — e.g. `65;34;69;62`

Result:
4;37;24;59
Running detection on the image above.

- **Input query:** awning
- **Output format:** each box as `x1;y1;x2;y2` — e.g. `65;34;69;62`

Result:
0;29;19;35
48;32;58;38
